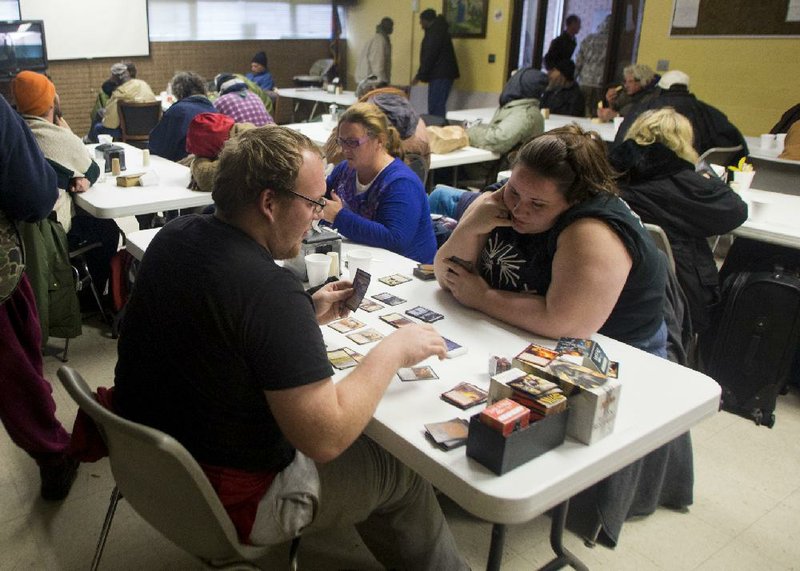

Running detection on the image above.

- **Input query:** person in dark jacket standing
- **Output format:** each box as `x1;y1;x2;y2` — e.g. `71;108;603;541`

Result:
0;94;79;501
413;9;459;118
543;14;581;70
610;108;748;334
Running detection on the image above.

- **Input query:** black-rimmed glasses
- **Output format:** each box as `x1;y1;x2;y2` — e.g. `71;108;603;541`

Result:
286;189;327;214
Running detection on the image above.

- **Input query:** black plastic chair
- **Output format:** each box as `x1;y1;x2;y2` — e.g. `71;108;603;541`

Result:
118;101;162;149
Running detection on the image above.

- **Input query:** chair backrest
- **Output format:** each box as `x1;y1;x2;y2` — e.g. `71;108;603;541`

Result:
644;223;676;274
57;366;268;565
118;101;162;148
308;58;334;78
695;145;743;171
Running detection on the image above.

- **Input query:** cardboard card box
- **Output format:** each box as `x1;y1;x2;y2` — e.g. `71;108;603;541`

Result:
564;377;621;445
555;337;610;375
116;174;142;187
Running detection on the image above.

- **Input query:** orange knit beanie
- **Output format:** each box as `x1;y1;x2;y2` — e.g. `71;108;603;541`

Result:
12;71;56;116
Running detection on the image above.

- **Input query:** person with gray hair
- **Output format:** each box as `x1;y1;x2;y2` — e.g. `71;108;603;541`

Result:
148;71;215;161
113;125;468;569
599;63;659;121
355;17;393;83
98;61;156;133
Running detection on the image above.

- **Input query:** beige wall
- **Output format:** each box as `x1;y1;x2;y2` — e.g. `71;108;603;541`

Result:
345;0;514;94
636;2;800;136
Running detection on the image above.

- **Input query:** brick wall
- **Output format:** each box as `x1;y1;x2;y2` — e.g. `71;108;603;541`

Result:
41;39;344;136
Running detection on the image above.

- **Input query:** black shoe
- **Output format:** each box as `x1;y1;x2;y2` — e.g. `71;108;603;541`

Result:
40;457;79;501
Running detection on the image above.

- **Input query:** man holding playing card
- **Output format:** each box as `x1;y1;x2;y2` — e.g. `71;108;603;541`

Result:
113;127;466;569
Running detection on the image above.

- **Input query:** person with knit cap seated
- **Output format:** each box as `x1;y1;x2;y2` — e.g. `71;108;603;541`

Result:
540;59;585;117
90;61;156;142
149;71;216;162
11;71;120;317
245;50;274;91
213;73;274;127
183;112;256;192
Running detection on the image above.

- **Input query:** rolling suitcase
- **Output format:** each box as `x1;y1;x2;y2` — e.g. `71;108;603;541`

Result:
699;268;800;427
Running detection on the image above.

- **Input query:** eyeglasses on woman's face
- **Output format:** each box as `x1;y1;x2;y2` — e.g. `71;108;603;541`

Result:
336;135;371;150
286;189;327;214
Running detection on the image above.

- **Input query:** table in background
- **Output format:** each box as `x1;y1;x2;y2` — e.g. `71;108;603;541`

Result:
446;108;618;142
733;188;800;248
744;136;800;195
277;87;357;122
75;144;213;218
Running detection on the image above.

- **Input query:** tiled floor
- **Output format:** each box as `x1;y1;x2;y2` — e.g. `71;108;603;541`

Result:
2;314;799;570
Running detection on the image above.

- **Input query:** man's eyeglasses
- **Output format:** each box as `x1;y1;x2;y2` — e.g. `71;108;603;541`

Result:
337;135;371;150
286;189;327;214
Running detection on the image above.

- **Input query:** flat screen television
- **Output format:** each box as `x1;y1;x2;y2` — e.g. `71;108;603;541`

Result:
0;20;47;77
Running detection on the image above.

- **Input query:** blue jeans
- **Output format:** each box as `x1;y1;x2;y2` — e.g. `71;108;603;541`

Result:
631;320;668;359
427;185;466;218
428;78;453;118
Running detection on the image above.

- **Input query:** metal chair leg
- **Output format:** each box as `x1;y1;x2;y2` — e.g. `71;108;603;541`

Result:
60;338;70;363
289;536;301;571
91;486;122;571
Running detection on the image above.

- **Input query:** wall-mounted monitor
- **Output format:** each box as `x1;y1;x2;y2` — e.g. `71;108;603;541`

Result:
0;20;47;77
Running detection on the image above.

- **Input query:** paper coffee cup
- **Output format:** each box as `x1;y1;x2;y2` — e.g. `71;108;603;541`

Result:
348;249;372;278
541;108;550;120
326;251;340;278
305;253;331;287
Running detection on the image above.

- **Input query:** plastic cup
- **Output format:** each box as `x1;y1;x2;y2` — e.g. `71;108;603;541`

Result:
733;170;755;194
540;108;550;120
347;249;372;278
326;251;340;277
305;253;331;287
760;134;775;150
775;133;787;153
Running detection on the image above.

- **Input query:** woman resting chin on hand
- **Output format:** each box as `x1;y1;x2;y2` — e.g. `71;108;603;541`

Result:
434;125;668;357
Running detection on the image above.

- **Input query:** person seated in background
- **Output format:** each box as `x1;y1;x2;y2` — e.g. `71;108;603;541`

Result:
183;112;255;192
779;120;800;160
467;67;547;154
245;50;274;91
89;61;137;126
324;79;431;182
90;62;156;142
540;60;585;117
12;71;120;308
613;70;748;162
322;102;437;264
212;73;274;127
113;126;467;568
149;71;215;162
598;63;659;122
610;108;748;334
770;102;800;135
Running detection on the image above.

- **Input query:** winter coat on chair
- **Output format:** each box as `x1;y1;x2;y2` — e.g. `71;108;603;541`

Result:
610;140;748;334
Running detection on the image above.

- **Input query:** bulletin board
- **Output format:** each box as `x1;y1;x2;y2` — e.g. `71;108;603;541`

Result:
670;0;800;37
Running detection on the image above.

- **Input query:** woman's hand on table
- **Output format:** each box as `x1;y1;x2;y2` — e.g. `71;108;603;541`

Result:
312;279;353;325
440;258;489;310
321;190;343;223
457;186;512;236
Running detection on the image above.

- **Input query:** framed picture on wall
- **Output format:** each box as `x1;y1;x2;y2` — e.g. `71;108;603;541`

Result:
443;0;489;38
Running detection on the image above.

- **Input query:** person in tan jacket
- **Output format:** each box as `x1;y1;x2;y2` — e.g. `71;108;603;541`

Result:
89;62;155;142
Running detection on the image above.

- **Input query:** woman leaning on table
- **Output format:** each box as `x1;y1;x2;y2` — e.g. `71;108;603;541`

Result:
322;102;437;264
610;108;748;335
434;124;668;356
436;125;694;548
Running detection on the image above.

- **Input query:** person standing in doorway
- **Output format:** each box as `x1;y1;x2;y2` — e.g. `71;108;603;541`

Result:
413;9;459;118
543;14;581;70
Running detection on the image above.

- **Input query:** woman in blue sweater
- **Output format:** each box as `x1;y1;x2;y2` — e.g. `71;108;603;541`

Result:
323;103;437;263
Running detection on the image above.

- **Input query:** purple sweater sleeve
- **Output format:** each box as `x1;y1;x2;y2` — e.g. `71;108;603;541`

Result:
0;96;58;222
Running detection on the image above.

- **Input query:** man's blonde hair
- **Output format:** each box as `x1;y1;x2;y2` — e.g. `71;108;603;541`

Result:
625;108;699;164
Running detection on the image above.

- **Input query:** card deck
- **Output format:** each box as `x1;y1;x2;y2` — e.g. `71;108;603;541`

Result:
447;256;474;272
328;317;366;333
378;273;412;286
441;382;488;409
397;366;438;381
372;292;406;306
413;264;436;281
380;312;415;328
424;418;469;450
327;347;364;370
345;268;371;311
346;328;384;345
358;299;384;312
405;305;444;323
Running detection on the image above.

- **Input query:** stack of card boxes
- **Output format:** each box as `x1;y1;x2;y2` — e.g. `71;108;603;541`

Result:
512;339;621;445
490;368;568;419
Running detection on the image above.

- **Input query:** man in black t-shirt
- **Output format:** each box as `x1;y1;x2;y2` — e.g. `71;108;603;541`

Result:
114;126;467;569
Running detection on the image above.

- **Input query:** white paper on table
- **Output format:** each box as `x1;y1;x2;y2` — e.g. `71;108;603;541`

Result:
672;0;700;28
787;0;800;22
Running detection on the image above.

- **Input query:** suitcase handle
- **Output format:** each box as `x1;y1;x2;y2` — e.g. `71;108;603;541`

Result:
743;318;765;376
